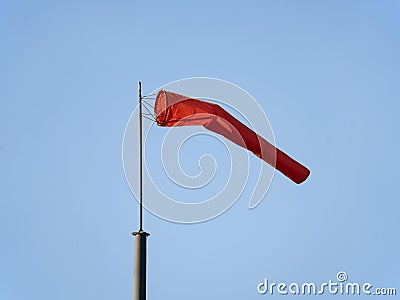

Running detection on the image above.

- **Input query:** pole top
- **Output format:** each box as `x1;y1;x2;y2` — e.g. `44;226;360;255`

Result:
132;231;150;236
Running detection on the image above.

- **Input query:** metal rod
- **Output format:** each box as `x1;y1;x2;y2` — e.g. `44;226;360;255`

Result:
133;82;150;300
138;81;143;231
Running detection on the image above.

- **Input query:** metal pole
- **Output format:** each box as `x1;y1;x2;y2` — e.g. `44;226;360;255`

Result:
133;81;149;300
132;231;149;300
138;81;143;232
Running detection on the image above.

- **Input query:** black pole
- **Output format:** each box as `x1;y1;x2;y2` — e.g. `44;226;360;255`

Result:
132;231;149;300
133;81;149;300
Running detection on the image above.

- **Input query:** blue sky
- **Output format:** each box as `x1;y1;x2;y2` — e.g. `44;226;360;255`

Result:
1;1;399;299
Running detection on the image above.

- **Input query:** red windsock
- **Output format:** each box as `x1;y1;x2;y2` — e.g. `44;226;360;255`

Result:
154;90;310;184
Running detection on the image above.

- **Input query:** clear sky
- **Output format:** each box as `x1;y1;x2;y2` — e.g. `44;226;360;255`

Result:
1;1;399;299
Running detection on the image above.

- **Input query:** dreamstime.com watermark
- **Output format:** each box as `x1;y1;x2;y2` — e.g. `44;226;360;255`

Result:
257;272;396;296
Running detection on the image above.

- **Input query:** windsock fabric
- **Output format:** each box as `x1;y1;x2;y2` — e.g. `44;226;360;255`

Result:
154;90;310;184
